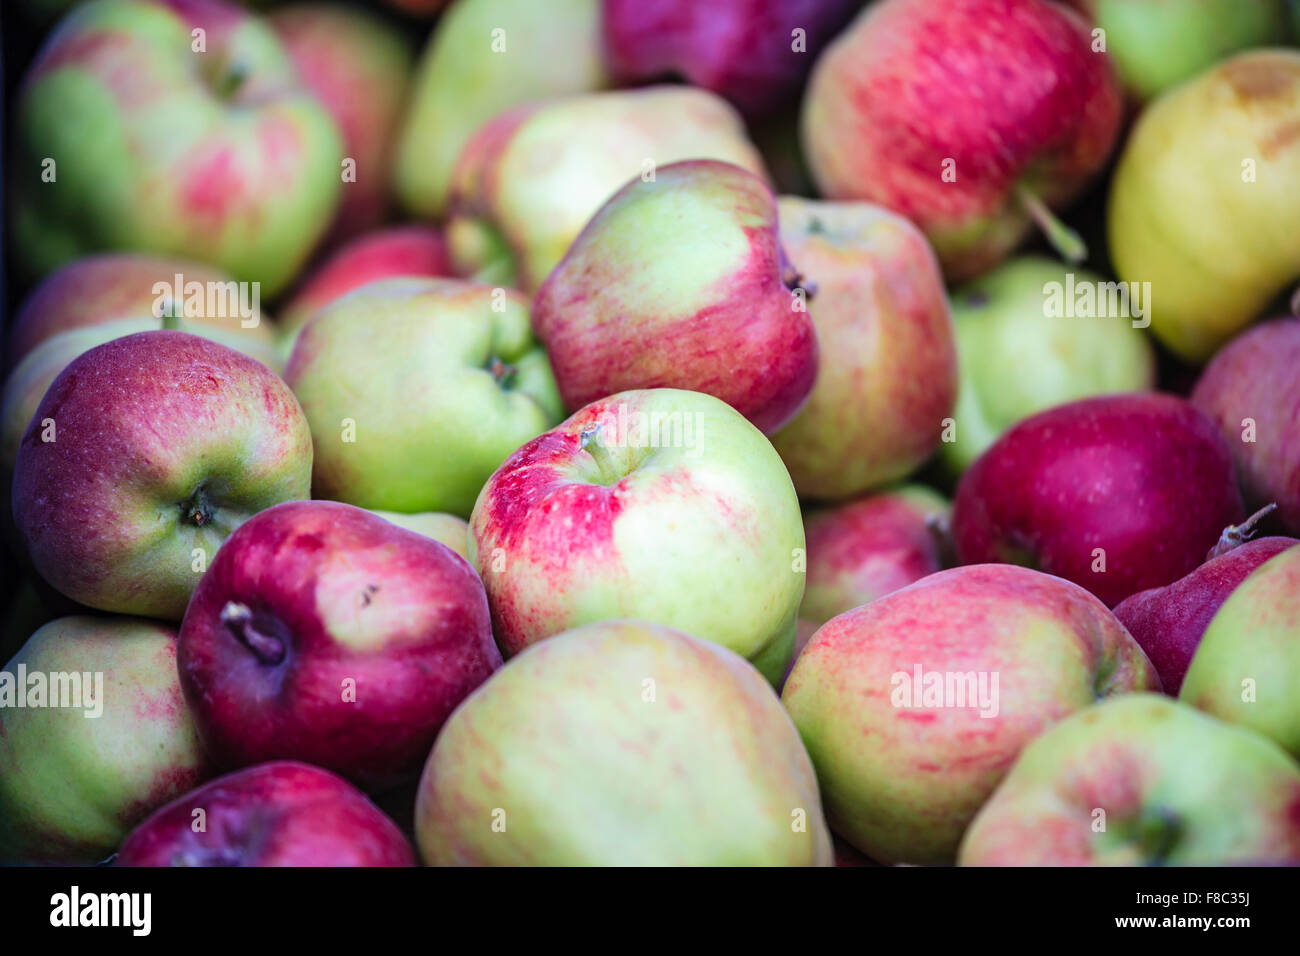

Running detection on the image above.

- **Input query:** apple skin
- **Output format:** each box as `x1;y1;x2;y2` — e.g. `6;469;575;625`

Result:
783;564;1156;864
469;388;806;684
801;0;1122;280
286;277;563;518
369;510;471;560
446;86;768;292
953;393;1245;608
116;761;415;866
1180;544;1300;758
1069;0;1293;103
940;257;1156;475
600;0;860;118
959;694;1300;865
800;485;950;628
532;160;818;435
1114;537;1297;695
768;198;956;496
276;226;453;354
415;620;832;865
11;0;343;297
269;3;413;245
0;616;211;864
1191;318;1300;535
1109;50;1300;362
177;501;500;789
12;330;313;620
394;0;609;219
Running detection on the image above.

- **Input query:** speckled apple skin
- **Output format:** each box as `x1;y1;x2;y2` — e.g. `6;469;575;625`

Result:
415;621;832;866
1114;537;1297;695
1192;318;1300;536
959;695;1300;865
782;564;1156;865
531;160;818;435
801;0;1122;279
116;761;414;866
953;393;1245;608
178;501;500;789
12;330;313;620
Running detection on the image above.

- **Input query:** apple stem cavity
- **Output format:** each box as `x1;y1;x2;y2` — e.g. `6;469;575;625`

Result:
1016;186;1087;264
487;357;516;388
179;486;214;528
1206;502;1278;559
579;424;619;485
221;601;287;666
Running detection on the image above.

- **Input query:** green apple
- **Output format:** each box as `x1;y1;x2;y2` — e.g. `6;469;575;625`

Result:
941;256;1156;474
446;86;767;291
286;277;563;517
1109;49;1300;362
959;694;1300;865
393;0;608;219
11;0;343;296
769;198;956;497
1180;544;1300;757
469;388;806;683
415;620;832;865
1071;0;1292;102
369;510;471;560
0;616;211;864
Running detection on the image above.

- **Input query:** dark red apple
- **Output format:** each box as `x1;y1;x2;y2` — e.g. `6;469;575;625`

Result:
177;501;500;789
601;0;860;118
953;394;1245;607
115;761;414;866
1114;512;1296;695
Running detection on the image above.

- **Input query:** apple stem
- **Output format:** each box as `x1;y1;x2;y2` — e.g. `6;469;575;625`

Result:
487;357;516;387
925;513;957;570
161;309;181;332
1206;502;1278;560
1016;186;1087;264
221;601;286;666
1290;283;1300;319
579;424;618;485
179;486;213;527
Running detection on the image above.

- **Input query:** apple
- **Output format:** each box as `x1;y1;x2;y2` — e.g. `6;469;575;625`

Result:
12;330;313;620
940;257;1156;475
532;160;818;435
11;0;343;296
445;86;768;292
1191;317;1300;535
369;510;471;560
958;694;1300;865
415;620;832;865
952;393;1245;607
1109;50;1300;362
801;0;1122;280
6;253;278;374
1180;542;1300;758
177;501;499;788
269;3;413;244
0;616;210;864
276;226;453;353
786;564;1157;864
800;485;950;628
783;564;1157;864
768;198;956;496
469;388;806;684
394;0;609;219
600;0;860;118
1069;0;1293;102
285;277;563;517
1115;516;1296;695
116;761;415;866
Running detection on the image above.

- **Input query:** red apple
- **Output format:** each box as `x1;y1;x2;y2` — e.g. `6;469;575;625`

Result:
115;761;414;866
601;0;861;118
177;500;500;789
801;0;1122;279
1191;317;1300;536
953;394;1245;607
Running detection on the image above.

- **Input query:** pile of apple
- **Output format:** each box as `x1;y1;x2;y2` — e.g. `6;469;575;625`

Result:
3;0;1300;868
